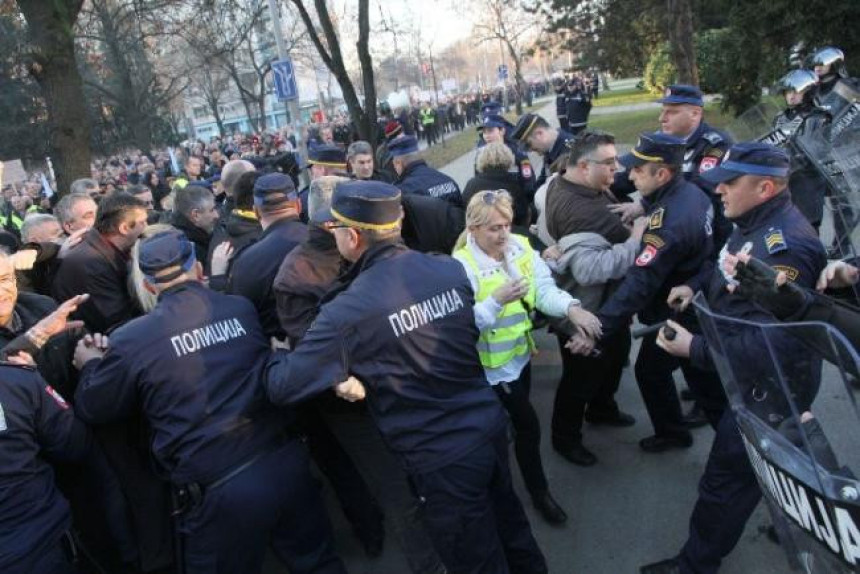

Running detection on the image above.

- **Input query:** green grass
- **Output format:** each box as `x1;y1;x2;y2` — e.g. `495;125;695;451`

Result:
589;103;735;145
419;102;544;169
592;87;657;108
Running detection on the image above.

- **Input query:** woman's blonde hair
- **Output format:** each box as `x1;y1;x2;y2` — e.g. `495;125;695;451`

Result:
476;141;515;174
129;223;176;313
452;190;514;252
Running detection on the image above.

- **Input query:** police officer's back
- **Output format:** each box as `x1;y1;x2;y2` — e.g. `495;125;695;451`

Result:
389;135;463;207
0;363;90;574
74;230;345;574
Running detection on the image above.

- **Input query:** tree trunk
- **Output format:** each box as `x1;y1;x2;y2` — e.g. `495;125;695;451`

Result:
18;0;91;197
666;0;699;85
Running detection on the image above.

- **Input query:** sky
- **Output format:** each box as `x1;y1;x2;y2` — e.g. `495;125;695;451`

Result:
370;0;476;50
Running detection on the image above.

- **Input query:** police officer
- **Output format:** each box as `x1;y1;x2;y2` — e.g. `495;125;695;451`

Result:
575;132;720;453
565;76;592;135
73;230;346;574
265;180;548;574
227;173;307;339
611;85;734;251
475;113;536;201
389;135;463;206
552;76;569;131
640;142;827;574
511;112;575;188
768;69;831;231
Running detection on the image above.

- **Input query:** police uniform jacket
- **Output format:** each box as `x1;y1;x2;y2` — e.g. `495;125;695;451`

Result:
75;282;289;485
228;217;308;339
52;228;141;334
265;241;508;474
686;192;826;409
537;129;575;187
400;193;465;255
0;364;90;569
396;160;463;207
598;175;714;338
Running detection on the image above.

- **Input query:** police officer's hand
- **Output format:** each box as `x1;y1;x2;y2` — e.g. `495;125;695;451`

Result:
29;294;89;343
335;376;366;402
567;304;602;339
565;332;595;355
608;201;644;224
667;285;694;311
656;320;692;358
58;228;87;259
73;333;109;370
6;351;35;367
725;253;807;319
492;278;529;306
210;242;235;277
816;260;859;292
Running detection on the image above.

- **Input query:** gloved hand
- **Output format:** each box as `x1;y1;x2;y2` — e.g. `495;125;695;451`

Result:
733;256;809;320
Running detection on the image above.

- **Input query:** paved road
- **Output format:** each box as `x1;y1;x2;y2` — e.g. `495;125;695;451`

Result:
265;85;792;574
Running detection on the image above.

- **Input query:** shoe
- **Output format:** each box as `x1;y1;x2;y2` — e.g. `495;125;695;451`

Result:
682;404;708;429
532;491;568;525
680;388;695;401
639;434;693;453
553;440;598;466
640;557;681;574
585;410;636;427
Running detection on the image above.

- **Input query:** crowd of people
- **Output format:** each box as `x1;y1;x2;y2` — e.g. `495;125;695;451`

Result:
0;46;858;574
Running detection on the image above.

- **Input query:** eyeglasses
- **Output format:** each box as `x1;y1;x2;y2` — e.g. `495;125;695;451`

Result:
480;190;512;205
584;157;619;166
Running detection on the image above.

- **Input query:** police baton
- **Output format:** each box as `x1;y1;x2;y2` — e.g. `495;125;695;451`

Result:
631;321;676;341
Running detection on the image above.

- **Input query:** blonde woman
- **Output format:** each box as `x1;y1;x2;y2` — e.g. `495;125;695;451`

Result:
452;189;602;525
128;223;175;312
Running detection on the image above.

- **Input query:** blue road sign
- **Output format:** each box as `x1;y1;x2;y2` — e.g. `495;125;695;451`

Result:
497;64;508;80
272;58;298;101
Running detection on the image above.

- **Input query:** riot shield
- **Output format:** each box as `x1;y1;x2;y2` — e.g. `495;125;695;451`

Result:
727;99;784;143
693;292;860;573
794;107;860;260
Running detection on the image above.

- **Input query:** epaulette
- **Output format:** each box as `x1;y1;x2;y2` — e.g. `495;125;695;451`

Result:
702;131;724;145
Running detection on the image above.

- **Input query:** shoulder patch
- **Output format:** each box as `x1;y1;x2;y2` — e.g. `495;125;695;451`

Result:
648;207;665;230
643;233;665;249
772;265;800;282
702;131;724;145
635;245;658;267
764;228;787;255
45;385;70;410
699;156;719;173
520;159;533;179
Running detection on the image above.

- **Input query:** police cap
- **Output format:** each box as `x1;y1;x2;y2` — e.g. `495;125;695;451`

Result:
657;84;704;107
308;144;347;168
619;132;685;169
700;142;790;184
511;113;545;142
387;135;420;157
253;172;298;209
481;101;503;118
139;230;197;284
482;113;513;130
330;180;401;231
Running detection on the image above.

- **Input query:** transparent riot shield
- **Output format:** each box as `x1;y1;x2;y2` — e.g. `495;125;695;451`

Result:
727;99;784;143
794;110;860;261
693;292;860;573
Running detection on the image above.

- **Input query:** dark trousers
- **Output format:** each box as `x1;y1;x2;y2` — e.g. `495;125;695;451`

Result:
679;411;762;574
319;409;446;574
7;533;77;574
551;330;630;444
635;332;724;438
410;428;548;574
493;363;549;498
178;440;345;574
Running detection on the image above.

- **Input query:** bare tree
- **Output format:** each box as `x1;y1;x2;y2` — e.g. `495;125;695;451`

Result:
471;0;540;114
291;0;378;147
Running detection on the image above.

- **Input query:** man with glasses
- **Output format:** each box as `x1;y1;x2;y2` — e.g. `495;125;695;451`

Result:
571;132;718;453
540;131;640;466
511;113;575;188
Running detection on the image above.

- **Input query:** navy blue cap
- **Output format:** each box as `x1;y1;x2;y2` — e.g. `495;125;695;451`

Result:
387;135;420;157
139;230;197;284
308;144;346;168
511;113;544;142
481;101;503;118
253;172;297;208
657;84;704;107
619;132;686;168
700;142;790;184
330;180;402;230
482;114;513;130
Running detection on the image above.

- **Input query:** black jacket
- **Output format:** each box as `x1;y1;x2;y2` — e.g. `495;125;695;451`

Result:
170;212;212;273
206;210;262;279
52;229;140;334
462;169;529;227
401;194;465;255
